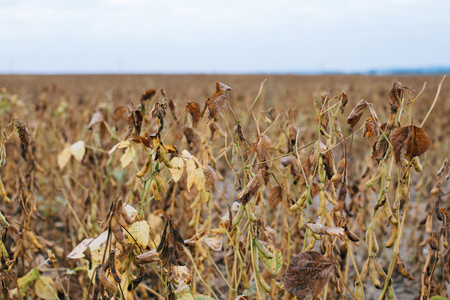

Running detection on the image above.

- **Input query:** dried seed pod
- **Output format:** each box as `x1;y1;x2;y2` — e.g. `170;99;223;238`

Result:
290;189;308;211
323;190;337;205
443;231;448;249
425;214;433;234
369;258;383;289
136;156;151;178
373;257;387;280
258;274;272;292
155;176;168;192
394;185;402;210
396;255;414;280
419;235;432;247
254;238;273;259
109;251;121;284
365;170;381;188
372;233;379;254
430;179;441;195
320;126;331;139
111;217;128;246
401;181;409;199
331;155;345;183
0;179;10;203
98;267;117;292
411;157;423;172
384;199;398;225
317;191;327;216
361;259;370;282
232;202;245;227
386;224;398;248
436;158;448;177
158;145;172;168
151;180;161;202
387;284;397;300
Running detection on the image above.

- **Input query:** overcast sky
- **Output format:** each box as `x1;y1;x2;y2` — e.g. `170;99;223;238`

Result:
1;0;449;74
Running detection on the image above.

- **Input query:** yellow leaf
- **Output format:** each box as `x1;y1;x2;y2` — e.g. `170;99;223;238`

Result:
57;147;72;169
70;140;86;162
202;236;223;252
170;157;184;182
67;238;94;259
187;168;205;192
126;220;150;248
120;146;136;168
35;276;58;300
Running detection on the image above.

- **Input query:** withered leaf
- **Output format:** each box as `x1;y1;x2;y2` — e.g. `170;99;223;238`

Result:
238;169;264;205
168;98;177;119
113;105;128;127
363;117;379;139
285;251;337;299
339;91;348;113
186;102;202;128
388;81;402;113
346;98;367;128
268;186;283;209
141;89;156;101
125;110;144;141
151;101;167;134
203;82;232;119
130;133;158;148
12;117;30;150
203;166;216;192
183;126;201;154
253;134;271;162
157;216;185;266
390;125;431;166
88;111;104;130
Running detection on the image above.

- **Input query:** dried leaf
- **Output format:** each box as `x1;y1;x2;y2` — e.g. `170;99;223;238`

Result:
12;118;30;150
363;117;379;139
70;140;86;162
339;91;348;113
388;81;403;113
125;110;144;140
135;249;159;264
183;126;201;154
253;134;271;162
67;238;94;259
305;223;345;237
346;99;367;128
120;146;136;168
113;105;127;124
34;276;58;300
268;186;283;209
390;125;431;166
57;147;72;169
202;236;223;252
187;102;202;128
285;251;337;299
203;82;232;119
141;89;156;101
88;111;104;130
170;157;184;182
187;167;205;192
151;101;167;133
238;169;264;205
126;221;150;249
172;265;192;285
203;166;216;192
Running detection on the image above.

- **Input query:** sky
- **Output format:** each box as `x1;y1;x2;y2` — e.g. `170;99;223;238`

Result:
1;0;449;74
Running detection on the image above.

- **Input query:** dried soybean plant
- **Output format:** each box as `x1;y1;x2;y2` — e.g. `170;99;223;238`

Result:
0;76;448;300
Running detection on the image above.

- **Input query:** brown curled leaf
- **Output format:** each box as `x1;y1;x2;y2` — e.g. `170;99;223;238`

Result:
151;101;167;134
284;251;337;299
186;101;202;128
339;91;348;113
253;134;271;162
238;169;264;205
390;125;431;166
203;166;216;192
346;99;367;128
202;82;232;119
388;81;403;114
305;223;345;237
